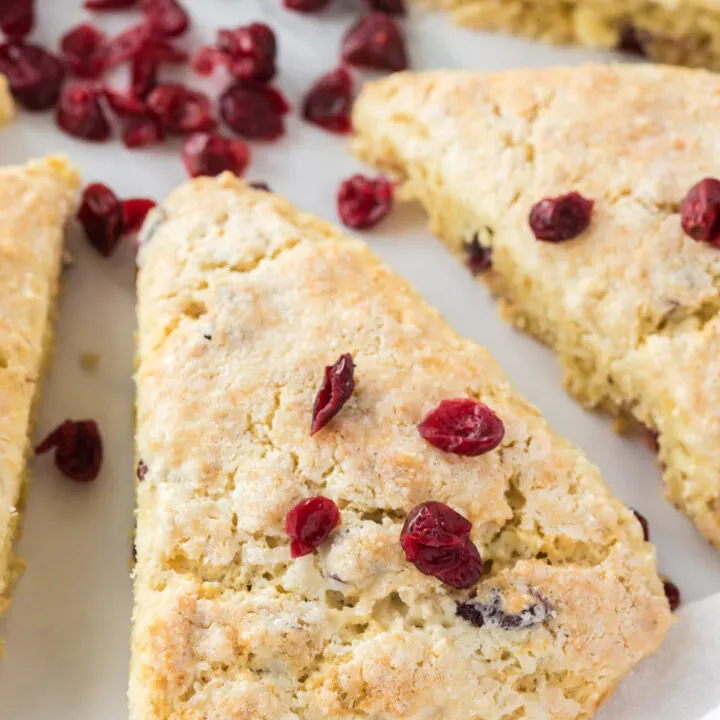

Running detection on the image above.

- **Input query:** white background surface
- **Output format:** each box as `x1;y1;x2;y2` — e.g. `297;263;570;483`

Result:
1;1;720;718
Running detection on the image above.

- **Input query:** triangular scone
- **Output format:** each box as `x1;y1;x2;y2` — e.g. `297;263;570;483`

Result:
413;0;720;70
352;63;720;548
0;157;80;620
131;175;671;720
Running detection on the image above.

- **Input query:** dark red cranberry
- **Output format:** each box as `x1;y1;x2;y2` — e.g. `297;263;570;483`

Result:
249;181;271;192
56;84;112;141
663;579;681;612
60;24;107;79
105;22;151;70
311;353;355;435
220;83;289;141
0;0;34;40
302;67;353;134
631;509;650;541
191;46;222;75
136;460;148;481
85;0;138;8
146;83;215;133
78;183;124;256
145;37;187;64
121;198;156;233
122;114;164;148
680;178;720;247
283;0;332;11
418;399;505;457
337;174;392;230
529;191;594;242
617;25;648;57
35;420;103;483
0;43;65;110
464;236;492;274
217;23;276;83
286;496;341;557
457;590;553;629
131;52;157;98
104;87;146;116
366;0;406;14
182;132;251;178
400;502;483;589
141;0;189;37
342;13;408;72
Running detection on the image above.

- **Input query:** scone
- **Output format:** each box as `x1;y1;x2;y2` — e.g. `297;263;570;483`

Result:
131;174;671;720
0;156;80;621
414;0;720;70
352;63;720;549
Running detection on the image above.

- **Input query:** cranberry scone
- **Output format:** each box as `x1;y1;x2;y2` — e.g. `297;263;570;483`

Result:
352;63;720;549
131;174;671;720
414;0;720;69
0;156;80;621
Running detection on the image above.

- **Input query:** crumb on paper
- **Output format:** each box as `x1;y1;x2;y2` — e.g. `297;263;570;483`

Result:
79;352;100;372
612;417;631;435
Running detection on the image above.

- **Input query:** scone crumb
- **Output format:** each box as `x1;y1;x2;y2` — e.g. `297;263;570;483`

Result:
79;352;100;371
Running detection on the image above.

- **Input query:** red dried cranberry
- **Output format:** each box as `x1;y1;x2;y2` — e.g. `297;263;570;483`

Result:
105;22;151;71
400;502;483;589
56;84;112;141
286;496;341;557
104;87;146;116
60;24;107;79
418;399;505;456
35;420;103;483
191;46;222;75
85;0;138;8
78;183;124;256
136;460;148;481
283;0;332;11
663;579;681;612
529;191;594;242
0;0;34;40
182;132;250;178
146;83;215;133
302;67;353;134
311;353;355;435
131;53;157;98
122;198;156;233
680;178;720;247
220;83;289;141
342;13;408;72
122;114;164;147
141;0;189;38
631;509;650;541
464;235;492;274
217;23;276;83
0;43;65;110
366;0;406;14
337;174;393;230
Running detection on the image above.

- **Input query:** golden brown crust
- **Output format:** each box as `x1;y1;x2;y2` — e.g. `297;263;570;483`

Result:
131;175;671;720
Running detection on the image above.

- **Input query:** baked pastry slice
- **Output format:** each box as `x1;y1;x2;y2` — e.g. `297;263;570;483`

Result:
353;63;720;549
0;156;80;620
414;0;720;70
131;174;671;720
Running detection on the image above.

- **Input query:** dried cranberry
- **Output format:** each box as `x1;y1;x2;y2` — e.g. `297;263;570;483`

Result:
217;23;276;83
663;579;681;612
141;0;189;38
56;84;112;141
457;590;554;629
400;502;483;589
337;174;392;230
136;460;147;481
104;87;146;116
35;420;103;483
366;0;406;14
632;509;650;541
146;83;215;133
418;399;504;456
464;235;492;274
286;496;341;558
311;353;355;435
680;178;720;247
529;191;594;242
60;24;107;79
0;43;65;110
78;183;124;256
191;46;222;75
182;132;250;178
283;0;332;11
131;53;157;98
122;114;164;148
342;13;408;72
302;67;353;134
220;83;289;141
0;0;34;40
105;22;151;70
617;25;648;57
122;198;156;233
85;0;138;8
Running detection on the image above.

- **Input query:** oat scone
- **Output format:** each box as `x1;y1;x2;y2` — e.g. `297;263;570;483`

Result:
131;174;671;720
414;0;720;70
352;63;720;549
0;156;80;619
